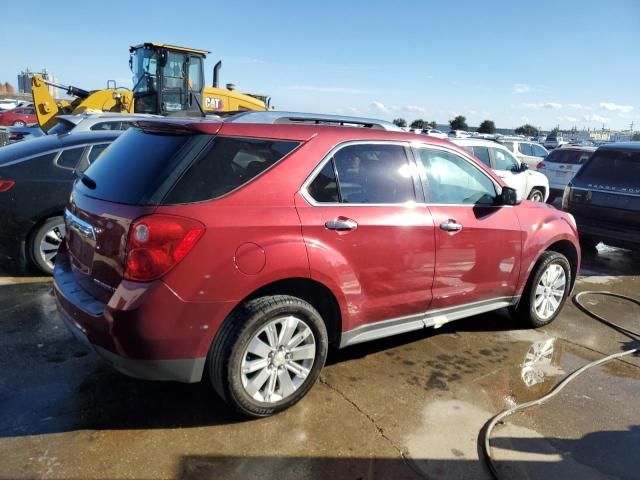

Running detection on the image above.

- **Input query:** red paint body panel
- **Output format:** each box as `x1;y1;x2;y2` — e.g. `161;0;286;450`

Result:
53;120;581;382
0;108;37;126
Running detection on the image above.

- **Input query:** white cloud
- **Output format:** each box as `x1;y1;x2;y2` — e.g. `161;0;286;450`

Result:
513;84;531;94
600;102;634;113
520;116;529;122
399;105;427;114
583;114;611;124
370;101;390;113
558;115;578;123
346;107;363;115
288;85;374;95
521;102;562;110
567;103;590;110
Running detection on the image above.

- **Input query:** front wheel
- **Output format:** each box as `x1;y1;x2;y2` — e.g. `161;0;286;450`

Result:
208;295;328;417
514;251;571;328
12;120;26;127
528;188;545;202
28;216;65;275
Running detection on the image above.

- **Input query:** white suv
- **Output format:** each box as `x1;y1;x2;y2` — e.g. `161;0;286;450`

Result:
451;138;550;202
498;139;549;168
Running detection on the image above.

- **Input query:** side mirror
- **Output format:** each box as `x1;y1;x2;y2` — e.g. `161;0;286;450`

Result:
500;186;520;206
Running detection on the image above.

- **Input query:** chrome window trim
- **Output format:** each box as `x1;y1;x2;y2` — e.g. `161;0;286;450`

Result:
340;296;519;348
572;186;640;197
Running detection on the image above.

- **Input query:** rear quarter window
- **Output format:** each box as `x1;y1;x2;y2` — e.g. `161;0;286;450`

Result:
163;137;300;204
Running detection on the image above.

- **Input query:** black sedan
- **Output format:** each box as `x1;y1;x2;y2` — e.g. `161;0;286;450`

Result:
0;131;122;274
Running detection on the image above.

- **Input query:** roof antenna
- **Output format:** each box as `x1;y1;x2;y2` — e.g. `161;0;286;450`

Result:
190;93;206;118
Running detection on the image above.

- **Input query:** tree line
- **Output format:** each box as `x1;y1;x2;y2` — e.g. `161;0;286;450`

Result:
392;115;541;136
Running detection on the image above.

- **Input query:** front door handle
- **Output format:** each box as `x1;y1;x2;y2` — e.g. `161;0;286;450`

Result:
325;217;358;231
440;221;463;232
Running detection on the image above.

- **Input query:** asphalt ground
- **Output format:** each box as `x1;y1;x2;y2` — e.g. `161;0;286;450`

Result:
0;244;639;480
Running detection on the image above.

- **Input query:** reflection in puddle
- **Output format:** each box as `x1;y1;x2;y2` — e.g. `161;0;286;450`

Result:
521;338;555;387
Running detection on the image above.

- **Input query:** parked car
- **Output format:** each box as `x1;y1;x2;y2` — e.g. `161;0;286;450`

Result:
53;111;580;417
422;128;448;139
47;113;160;136
451;138;550;202
0;106;37;127
6;124;46;144
563;142;640;252
537;146;595;200
498;139;549;168
533;135;547;143
544;134;567;150
0;99;19;111
448;129;470;138
0;131;122;274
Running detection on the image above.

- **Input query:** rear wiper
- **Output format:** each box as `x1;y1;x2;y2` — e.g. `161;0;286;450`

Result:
75;171;96;189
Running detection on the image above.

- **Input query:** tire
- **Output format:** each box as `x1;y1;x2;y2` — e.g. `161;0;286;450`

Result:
514;251;571;328
28;216;65;275
579;235;599;253
12;120;26;127
528;188;545;202
208;295;329;417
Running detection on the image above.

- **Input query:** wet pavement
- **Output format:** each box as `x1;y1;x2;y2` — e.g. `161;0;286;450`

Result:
0;245;639;479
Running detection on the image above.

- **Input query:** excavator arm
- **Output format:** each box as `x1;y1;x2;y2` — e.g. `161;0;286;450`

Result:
31;75;134;133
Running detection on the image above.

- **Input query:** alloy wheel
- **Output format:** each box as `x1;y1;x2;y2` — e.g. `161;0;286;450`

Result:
240;315;316;403
534;263;566;320
39;222;65;270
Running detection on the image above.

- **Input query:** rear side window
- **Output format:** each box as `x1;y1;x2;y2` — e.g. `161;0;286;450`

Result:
518;143;533;156
308;161;340;203
163;137;300;204
48;120;75;135
90;121;122;131
577;149;640;189
56;147;84;169
501;141;515;152
88;143;110;163
531;144;548;157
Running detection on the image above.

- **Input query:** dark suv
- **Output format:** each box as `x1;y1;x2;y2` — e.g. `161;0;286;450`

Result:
54;112;580;417
563;142;640;251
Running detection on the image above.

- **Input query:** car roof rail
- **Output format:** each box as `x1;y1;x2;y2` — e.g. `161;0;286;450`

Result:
224;111;403;131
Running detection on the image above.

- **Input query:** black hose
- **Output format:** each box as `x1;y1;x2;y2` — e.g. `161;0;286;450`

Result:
479;291;640;480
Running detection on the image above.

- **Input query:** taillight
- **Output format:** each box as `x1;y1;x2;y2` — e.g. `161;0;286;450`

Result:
0;180;15;192
536;162;545;169
124;214;205;281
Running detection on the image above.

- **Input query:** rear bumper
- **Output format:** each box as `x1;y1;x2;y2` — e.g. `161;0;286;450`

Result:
53;249;233;383
575;221;640;249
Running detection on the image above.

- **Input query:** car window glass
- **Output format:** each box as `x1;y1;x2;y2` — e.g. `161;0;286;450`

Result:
502;141;515;152
163;136;300;204
308;160;340;203
471;146;491;167
120;122;134;131
332;144;415;204
531;144;547;157
519;143;533;156
56;147;84;169
88;143;110;163
90;121;121;131
577;149;640;188
546;149;587;165
23;108;35;115
416;148;496;205
492;148;519;171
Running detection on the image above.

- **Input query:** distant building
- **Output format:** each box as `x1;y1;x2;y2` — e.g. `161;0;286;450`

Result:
17;68;58;98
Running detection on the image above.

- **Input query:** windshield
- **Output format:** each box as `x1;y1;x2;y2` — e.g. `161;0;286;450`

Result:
131;48;158;94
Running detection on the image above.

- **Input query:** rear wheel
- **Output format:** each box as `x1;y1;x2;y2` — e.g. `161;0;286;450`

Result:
12;120;26;127
528;188;545;202
208;295;328;417
515;251;571;328
29;216;65;275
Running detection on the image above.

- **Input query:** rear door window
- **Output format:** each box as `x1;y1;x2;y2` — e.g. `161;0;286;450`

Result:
519;143;533;156
531;144;548;157
471;146;491;167
492;148;519;171
56;147;85;169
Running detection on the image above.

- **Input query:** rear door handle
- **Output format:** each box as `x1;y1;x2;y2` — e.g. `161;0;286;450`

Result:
325;217;358;231
440;221;463;232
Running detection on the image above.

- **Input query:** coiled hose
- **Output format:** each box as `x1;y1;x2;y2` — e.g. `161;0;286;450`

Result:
480;291;640;480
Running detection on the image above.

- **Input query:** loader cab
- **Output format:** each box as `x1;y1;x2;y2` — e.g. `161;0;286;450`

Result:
129;43;207;115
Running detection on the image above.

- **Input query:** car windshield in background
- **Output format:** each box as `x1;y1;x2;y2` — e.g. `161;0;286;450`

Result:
577;150;640;188
546;149;592;165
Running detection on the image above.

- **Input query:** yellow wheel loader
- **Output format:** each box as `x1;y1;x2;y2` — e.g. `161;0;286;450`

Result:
32;43;271;132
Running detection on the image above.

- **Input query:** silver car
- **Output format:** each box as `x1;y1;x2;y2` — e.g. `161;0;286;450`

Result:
536;145;595;200
47;113;160;135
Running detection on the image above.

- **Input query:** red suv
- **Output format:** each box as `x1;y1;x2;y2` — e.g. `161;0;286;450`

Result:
54;112;580;416
0;106;37;126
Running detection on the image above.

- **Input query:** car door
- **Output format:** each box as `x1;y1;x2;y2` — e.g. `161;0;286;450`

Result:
413;146;522;311
489;146;528;200
295;142;436;333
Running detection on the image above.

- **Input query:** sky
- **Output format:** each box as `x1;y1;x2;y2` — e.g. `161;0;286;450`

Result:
1;0;638;131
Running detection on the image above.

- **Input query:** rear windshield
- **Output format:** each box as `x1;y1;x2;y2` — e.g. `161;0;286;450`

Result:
76;128;299;205
576;149;640;189
545;149;592;165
